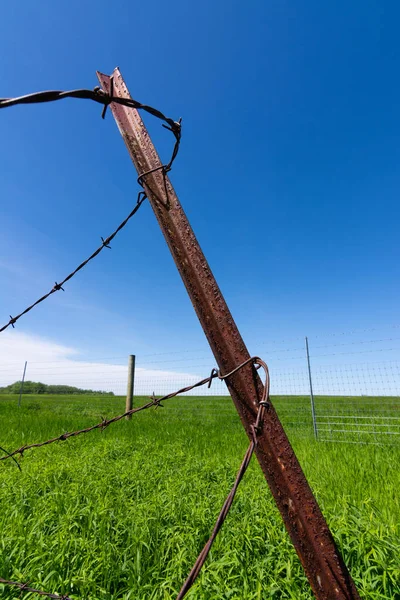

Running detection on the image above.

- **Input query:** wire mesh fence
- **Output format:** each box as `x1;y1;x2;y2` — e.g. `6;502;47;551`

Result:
311;361;400;443
1;332;399;445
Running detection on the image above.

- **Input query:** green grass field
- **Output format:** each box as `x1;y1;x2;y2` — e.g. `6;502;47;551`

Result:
0;393;399;599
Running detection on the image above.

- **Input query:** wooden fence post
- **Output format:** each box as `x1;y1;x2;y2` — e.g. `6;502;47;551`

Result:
126;354;135;419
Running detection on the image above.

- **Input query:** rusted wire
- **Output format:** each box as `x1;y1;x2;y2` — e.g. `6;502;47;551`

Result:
0;191;146;333
0;578;72;599
0;357;268;600
0;445;22;471
0;86;181;153
0;380;205;462
0;357;264;463
0;86;181;173
176;358;270;599
1;83;182;334
0;86;178;128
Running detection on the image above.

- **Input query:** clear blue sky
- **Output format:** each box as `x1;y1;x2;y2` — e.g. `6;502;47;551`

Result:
1;0;399;366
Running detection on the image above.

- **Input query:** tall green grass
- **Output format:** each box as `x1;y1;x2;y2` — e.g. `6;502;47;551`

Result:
0;394;399;599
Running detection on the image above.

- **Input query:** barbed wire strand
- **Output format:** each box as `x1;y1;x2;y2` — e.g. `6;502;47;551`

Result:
0;191;146;333
0;578;72;600
0;357;268;600
0;372;211;462
1;81;181;334
0;357;262;463
176;358;270;599
0;85;181;165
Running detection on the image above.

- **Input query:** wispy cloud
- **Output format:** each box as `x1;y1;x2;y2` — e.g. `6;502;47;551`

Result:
0;331;222;396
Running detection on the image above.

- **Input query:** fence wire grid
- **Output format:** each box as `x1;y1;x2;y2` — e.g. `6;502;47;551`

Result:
3;351;398;445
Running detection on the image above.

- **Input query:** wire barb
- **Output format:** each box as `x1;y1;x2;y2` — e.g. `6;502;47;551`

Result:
1;81;181;333
53;282;64;292
0;84;181;172
101;236;112;249
0;191;147;333
208;368;219;388
0;357;270;600
0;578;72;599
101;75;114;119
0;357;269;464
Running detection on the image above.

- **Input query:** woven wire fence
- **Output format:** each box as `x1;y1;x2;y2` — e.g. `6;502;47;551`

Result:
312;361;400;444
2;350;399;445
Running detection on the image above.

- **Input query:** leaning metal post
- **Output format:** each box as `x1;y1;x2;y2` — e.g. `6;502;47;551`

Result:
97;68;360;600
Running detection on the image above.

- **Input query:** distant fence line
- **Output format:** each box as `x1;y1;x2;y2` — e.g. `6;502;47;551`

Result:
1;332;400;445
1;360;399;397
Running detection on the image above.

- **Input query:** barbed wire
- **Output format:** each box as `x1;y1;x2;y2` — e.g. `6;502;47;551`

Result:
0;191;146;333
0;370;213;463
0;357;269;600
0;83;181;168
0;357;263;463
177;358;270;599
1;79;182;334
0;578;72;600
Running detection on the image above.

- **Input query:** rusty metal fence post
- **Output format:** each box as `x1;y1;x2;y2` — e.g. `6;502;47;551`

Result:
97;68;360;600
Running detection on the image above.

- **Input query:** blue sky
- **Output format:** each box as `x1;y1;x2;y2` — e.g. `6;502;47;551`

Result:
1;0;399;377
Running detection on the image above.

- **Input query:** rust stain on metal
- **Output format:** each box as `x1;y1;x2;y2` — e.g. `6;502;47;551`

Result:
96;68;360;600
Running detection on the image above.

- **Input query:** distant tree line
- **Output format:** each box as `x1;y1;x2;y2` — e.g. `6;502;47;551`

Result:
0;381;114;395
